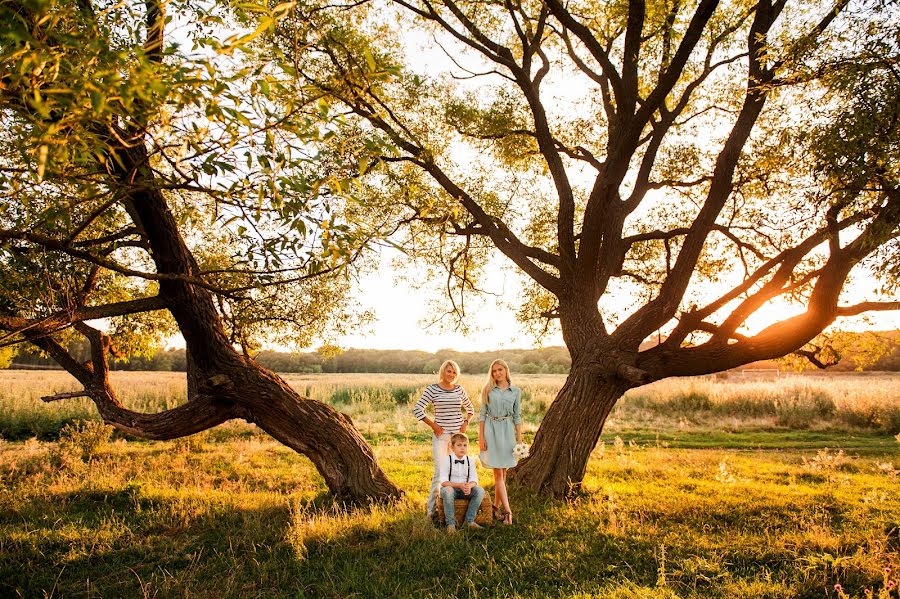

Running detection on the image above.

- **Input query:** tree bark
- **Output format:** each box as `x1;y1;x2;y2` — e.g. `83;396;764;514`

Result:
53;143;404;504
510;362;627;497
233;364;400;502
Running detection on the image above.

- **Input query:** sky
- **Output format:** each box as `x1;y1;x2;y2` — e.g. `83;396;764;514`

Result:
328;249;900;353
336;249;563;352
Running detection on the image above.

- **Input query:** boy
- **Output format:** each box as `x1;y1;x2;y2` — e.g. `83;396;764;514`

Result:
438;432;485;533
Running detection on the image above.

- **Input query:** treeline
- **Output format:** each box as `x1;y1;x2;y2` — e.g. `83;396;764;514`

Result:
9;331;900;373
11;345;573;375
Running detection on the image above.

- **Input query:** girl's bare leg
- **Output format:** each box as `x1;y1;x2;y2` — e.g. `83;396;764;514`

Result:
493;468;505;518
493;468;512;524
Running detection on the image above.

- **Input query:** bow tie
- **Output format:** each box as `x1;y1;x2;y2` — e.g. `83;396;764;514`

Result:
454;459;466;464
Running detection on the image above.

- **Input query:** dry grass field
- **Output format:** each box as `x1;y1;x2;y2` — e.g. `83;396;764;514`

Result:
2;370;898;440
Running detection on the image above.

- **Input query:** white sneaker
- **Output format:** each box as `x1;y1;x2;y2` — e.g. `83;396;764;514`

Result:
446;524;457;534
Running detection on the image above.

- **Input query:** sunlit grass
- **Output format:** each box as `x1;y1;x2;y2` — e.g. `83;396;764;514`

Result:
1;371;899;595
2;371;899;440
1;430;898;598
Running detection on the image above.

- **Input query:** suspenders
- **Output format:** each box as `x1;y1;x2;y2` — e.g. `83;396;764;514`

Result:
448;455;471;483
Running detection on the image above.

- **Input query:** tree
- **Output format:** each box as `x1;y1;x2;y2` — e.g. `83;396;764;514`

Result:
283;0;900;496
0;0;400;502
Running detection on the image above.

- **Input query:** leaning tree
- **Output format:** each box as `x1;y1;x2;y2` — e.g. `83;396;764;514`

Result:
282;0;900;496
0;0;402;502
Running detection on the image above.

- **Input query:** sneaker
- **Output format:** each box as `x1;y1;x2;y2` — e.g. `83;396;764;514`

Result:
446;524;457;534
466;522;483;529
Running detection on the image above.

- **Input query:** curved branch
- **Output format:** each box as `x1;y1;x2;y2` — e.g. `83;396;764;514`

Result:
836;301;900;317
616;1;789;346
641;185;900;378
0;229;240;296
0;295;168;347
543;0;624;110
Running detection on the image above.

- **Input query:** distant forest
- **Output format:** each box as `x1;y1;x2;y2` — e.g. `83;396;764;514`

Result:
8;331;900;374
11;345;572;375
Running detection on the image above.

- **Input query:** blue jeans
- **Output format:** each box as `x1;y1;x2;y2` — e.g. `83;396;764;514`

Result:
440;485;485;526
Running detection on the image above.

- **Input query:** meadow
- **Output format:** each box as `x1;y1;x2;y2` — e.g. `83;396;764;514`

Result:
1;370;899;598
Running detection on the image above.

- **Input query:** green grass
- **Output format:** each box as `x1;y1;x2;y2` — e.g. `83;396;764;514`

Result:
1;429;899;598
608;431;900;453
1;371;899;597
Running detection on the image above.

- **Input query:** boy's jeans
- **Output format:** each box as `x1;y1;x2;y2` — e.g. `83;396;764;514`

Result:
440;485;485;526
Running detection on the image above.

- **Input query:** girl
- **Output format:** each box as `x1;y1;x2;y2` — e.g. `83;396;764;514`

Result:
413;359;475;516
478;359;522;525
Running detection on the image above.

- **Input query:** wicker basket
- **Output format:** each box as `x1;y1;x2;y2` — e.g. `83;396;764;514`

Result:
432;489;494;527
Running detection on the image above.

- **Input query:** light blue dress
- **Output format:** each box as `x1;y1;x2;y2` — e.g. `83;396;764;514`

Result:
479;385;522;469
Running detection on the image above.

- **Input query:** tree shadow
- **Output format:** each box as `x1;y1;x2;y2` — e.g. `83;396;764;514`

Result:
0;483;880;598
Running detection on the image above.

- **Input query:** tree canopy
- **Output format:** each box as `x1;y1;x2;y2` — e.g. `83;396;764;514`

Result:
0;0;401;502
1;0;898;500
0;0;383;357
273;0;900;494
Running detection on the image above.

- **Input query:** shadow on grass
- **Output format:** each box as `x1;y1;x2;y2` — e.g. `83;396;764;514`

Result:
1;485;666;598
2;481;894;598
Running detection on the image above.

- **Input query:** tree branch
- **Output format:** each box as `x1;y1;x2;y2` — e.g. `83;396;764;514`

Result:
836;301;900;317
616;0;786;346
0;295;168;347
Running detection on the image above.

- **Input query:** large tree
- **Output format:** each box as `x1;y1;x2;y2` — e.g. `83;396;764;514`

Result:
284;0;900;496
0;0;401;502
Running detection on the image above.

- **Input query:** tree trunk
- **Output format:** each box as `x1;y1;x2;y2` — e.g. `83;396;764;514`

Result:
228;363;402;503
510;363;627;497
102;144;403;504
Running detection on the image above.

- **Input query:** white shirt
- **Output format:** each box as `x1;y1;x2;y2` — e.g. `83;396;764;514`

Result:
438;454;479;485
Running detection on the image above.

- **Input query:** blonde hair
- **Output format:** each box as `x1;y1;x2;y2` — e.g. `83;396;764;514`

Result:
450;433;468;446
438;359;460;384
481;359;511;404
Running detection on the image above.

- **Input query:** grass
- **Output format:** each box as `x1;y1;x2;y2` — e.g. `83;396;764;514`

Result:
2;371;900;440
1;430;898;598
1;371;899;597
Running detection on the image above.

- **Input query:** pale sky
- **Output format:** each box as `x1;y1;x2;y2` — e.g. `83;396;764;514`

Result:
330;249;900;352
337;249;564;352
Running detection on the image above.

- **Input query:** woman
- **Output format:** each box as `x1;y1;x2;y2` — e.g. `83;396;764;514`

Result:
478;359;522;525
413;359;475;516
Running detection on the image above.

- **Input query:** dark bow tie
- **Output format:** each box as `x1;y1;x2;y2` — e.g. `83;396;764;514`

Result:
454;459;466;464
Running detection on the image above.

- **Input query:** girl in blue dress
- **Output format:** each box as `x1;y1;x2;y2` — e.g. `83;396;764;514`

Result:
478;359;522;525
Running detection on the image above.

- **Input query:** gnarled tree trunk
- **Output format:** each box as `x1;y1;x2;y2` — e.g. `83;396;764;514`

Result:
510;365;627;497
110;143;402;503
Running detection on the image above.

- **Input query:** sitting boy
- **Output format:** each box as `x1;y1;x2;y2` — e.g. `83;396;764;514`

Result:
438;432;485;533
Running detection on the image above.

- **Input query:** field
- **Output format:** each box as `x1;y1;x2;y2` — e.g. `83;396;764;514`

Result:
1;371;899;598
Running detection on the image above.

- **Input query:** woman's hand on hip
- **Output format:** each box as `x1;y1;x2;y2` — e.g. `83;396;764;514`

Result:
431;424;444;436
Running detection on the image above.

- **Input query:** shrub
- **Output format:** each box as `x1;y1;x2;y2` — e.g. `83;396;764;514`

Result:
172;431;208;453
58;420;113;462
389;385;419;405
669;390;713;413
775;388;835;429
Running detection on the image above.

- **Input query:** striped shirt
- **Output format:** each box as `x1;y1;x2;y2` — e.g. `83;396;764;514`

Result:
413;384;474;432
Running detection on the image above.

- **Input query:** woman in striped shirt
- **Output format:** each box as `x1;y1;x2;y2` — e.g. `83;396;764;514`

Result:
413;359;475;516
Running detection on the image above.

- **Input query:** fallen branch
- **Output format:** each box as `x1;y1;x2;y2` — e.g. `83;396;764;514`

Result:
41;391;91;403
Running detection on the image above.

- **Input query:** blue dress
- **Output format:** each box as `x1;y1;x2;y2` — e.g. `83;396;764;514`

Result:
479;385;522;469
